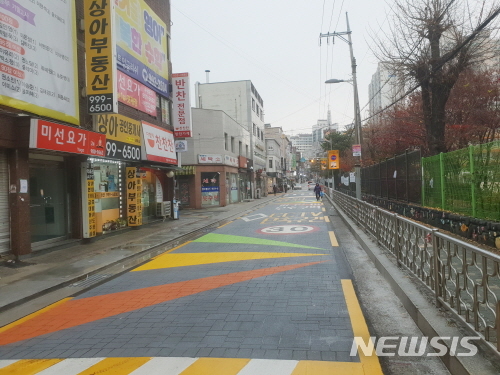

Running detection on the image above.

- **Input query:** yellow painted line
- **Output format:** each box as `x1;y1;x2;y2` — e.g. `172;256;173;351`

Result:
322;207;326;212
342;280;384;375
0;359;63;375
133;252;327;271
79;357;152;375
0;298;72;334
324;216;330;222
329;231;339;247
291;361;364;375
149;242;191;261
181;358;250;375
218;221;233;228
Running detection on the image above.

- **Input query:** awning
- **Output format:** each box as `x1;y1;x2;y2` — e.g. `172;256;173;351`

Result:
175;165;196;175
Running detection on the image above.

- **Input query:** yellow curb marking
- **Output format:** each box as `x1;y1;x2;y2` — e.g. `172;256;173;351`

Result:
149;241;191;261
0;359;63;375
324;216;330;222
78;357;152;375
181;358;250;375
291;361;364;375
329;231;339;247
218;221;233;228
341;279;384;375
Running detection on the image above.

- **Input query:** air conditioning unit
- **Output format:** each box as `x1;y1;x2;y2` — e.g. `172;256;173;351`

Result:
156;201;172;218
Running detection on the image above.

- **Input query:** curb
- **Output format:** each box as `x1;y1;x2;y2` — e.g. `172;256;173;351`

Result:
0;197;279;315
324;193;500;375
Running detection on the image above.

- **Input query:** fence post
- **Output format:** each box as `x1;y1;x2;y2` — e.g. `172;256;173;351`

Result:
394;155;398;201
394;214;401;267
405;149;409;202
439;152;445;210
432;230;442;308
469;145;477;218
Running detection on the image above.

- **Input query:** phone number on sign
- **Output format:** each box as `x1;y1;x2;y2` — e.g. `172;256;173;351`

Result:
106;140;141;160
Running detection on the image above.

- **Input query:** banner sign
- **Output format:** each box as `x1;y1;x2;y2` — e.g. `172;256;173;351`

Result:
30;119;105;156
84;0;118;114
328;150;340;169
320;157;327;170
115;0;169;97
352;144;361;157
126;167;142;226
95;114;141;161
172;73;192;137
0;0;79;124
224;155;238;167
198;154;223;164
117;71;156;116
141;122;177;164
81;162;97;238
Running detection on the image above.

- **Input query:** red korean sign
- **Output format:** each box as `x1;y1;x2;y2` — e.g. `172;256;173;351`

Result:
172;72;192;137
117;71;157;116
141;121;177;164
29;119;106;157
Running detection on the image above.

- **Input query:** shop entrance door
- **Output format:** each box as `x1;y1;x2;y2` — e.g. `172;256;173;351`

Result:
29;161;68;244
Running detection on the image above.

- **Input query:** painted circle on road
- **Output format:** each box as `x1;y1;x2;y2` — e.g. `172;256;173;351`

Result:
257;225;320;235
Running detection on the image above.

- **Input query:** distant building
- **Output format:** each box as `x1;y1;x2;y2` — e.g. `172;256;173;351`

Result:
368;62;404;122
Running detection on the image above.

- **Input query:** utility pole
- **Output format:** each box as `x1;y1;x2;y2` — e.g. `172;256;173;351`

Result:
320;12;362;200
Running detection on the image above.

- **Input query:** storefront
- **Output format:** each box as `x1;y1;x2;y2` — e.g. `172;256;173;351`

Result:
0;150;10;253
201;172;220;206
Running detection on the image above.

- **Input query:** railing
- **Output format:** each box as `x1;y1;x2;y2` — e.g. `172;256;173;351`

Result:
329;188;500;352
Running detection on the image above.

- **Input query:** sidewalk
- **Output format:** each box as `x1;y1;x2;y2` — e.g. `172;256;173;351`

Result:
0;194;280;319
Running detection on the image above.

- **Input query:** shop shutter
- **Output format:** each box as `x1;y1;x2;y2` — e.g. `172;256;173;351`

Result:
0;150;10;253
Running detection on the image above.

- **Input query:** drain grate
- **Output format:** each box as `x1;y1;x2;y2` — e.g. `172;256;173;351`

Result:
68;274;111;288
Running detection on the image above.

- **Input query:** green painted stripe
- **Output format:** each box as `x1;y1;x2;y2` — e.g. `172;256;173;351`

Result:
193;233;324;250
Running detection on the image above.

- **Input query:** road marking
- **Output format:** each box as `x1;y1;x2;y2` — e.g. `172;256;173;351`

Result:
329;231;339;247
218;221;233;228
241;213;268;221
191;233;324;249
149;242;191;260
324;216;330;222
291;361;364;374
180;358;250;375
237;359;298;374
134;252;327;270
258;225;319;235
342;279;384;375
322;207;326;212
0;298;72;335
37;358;104;375
0;359;63;375
129;357;196;375
78;357;151;375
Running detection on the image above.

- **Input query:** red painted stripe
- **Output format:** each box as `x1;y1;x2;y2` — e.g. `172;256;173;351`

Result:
0;261;326;346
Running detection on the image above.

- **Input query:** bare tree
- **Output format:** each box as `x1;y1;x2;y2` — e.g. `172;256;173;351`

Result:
373;0;500;155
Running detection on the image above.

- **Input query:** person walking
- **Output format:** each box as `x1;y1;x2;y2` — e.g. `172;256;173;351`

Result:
273;184;278;196
313;183;322;201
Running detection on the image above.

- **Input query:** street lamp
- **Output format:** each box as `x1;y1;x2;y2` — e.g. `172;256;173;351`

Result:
322;12;362;200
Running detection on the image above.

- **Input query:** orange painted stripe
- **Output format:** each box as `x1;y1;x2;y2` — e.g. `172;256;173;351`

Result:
0;261;327;346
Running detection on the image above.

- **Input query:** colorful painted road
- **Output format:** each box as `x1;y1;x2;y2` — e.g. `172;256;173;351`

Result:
0;191;383;375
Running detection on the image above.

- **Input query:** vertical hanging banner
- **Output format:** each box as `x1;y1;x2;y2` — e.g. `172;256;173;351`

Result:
328;150;340;169
172;73;192;137
320;158;327;170
84;0;118;114
81;162;97;238
126;167;143;226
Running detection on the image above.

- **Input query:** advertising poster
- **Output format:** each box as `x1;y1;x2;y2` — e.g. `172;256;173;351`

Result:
0;0;79;124
126;167;142;226
117;71;156;116
201;172;220;206
115;0;169;97
172;73;192;137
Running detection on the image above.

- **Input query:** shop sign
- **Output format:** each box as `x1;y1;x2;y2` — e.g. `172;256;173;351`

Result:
238;156;248;168
224;155;238;167
117;71;156;116
172;73;192;137
30;119;105;156
84;0;118;114
328;150;340;170
95;114;142;161
126;167;143;226
198;154;223;164
141;122;177;164
81;162;97;238
175;140;188;152
115;0;169;97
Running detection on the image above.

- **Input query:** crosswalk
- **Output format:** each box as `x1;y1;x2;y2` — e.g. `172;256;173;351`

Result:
0;357;365;375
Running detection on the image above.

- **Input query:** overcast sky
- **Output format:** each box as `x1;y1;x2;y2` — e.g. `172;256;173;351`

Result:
171;0;392;135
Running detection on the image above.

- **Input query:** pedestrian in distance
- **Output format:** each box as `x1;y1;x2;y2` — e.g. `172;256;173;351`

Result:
273;184;278;196
314;183;322;201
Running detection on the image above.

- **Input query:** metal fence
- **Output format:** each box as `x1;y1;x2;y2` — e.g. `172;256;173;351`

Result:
328;188;500;352
422;141;500;221
361;150;422;203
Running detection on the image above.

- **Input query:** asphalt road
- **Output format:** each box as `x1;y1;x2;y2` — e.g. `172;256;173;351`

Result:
0;188;449;374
